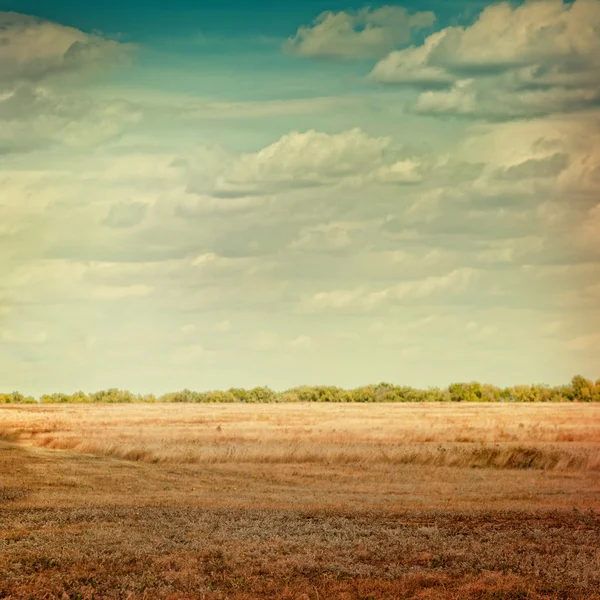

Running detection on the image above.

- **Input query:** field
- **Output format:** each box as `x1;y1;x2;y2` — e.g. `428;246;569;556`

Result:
1;403;599;599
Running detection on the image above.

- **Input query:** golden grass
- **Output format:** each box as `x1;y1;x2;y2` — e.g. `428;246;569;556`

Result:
2;402;600;471
1;403;599;599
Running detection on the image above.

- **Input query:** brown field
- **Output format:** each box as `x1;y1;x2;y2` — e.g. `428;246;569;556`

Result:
1;402;599;599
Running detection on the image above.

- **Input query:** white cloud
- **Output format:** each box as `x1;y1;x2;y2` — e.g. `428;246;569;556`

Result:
370;0;600;118
211;128;425;196
304;268;477;312
214;128;391;196
0;12;133;83
0;85;141;151
191;252;218;267
1;4;597;391
373;159;423;184
369;30;454;86
284;6;435;59
414;78;600;119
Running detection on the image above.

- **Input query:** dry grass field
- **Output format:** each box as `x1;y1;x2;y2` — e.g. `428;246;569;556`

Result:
1;403;599;599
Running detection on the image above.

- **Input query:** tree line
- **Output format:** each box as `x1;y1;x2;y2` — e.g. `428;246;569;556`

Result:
1;375;599;404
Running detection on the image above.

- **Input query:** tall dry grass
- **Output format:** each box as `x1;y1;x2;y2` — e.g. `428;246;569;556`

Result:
2;402;599;471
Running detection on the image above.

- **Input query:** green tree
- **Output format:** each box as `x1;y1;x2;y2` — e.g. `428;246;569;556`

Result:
571;375;594;402
448;382;483;402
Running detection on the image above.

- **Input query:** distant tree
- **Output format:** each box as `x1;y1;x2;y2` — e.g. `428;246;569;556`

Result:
571;375;595;402
91;389;136;403
244;387;277;403
160;389;198;403
3;376;598;404
448;382;483;402
40;393;70;403
228;388;249;403
0;391;36;404
201;391;237;403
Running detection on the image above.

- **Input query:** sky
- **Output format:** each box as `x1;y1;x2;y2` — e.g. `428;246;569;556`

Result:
0;0;599;396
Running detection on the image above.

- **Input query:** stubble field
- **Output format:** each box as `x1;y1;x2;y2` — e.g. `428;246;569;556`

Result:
1;402;599;599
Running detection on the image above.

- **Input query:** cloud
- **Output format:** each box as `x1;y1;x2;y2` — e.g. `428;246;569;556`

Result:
0;85;142;151
289;221;369;252
284;6;435;60
369;30;455;87
566;333;600;351
475;236;545;264
104;201;148;229
0;12;134;84
497;153;570;180
214;128;389;195
211;128;423;196
303;268;477;312
373;159;423;184
370;0;600;118
414;79;600;119
174;193;265;217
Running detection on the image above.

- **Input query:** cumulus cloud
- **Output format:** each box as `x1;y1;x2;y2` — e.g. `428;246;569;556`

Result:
0;14;137;154
211;128;422;196
414;78;600;119
370;0;600;118
214;128;389;195
2;5;598;388
284;6;435;59
369;30;455;87
0;12;133;84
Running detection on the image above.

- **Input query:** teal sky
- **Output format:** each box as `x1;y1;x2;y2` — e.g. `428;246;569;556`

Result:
0;0;598;395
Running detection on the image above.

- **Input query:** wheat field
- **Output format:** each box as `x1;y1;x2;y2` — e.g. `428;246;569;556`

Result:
1;403;599;599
